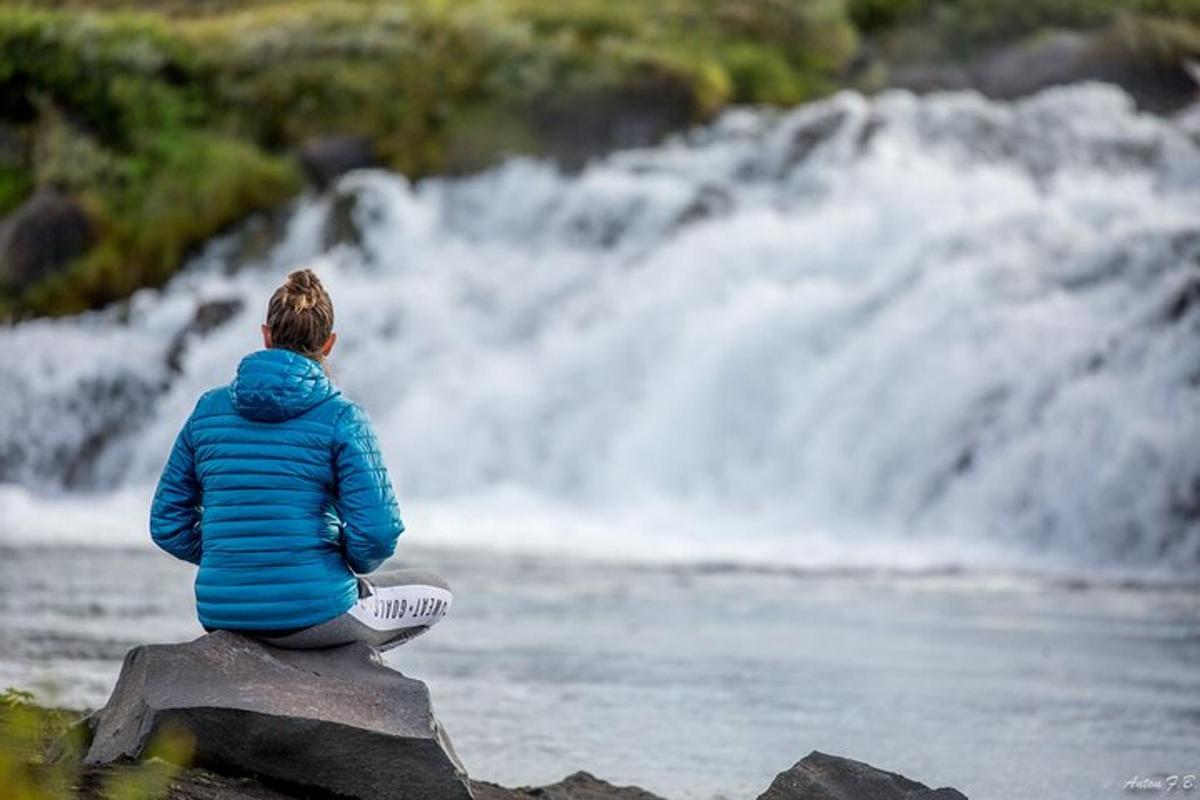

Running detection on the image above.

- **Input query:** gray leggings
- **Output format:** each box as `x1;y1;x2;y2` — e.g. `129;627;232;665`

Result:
252;569;452;652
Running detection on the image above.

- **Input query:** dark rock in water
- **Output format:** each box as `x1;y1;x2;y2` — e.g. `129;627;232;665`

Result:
85;631;471;800
166;297;245;374
975;29;1195;112
81;636;966;800
471;771;667;800
779;106;849;172
888;63;974;95
188;298;245;337
756;751;968;800
298;134;379;190
971;31;1097;100
324;185;369;250
673;183;735;229
531;79;696;169
891;26;1198;112
0;189;93;289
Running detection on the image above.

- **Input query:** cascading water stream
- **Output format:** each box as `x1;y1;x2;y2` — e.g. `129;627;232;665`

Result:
2;83;1198;576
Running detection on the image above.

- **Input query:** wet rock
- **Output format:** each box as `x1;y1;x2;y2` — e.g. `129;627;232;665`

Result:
780;105;849;170
472;772;666;800
887;63;974;95
166;298;244;374
85;631;471;800
756;751;968;800
1164;276;1200;323
324;185;367;250
0;189;93;289
972;31;1098;99
976;28;1195;111
188;298;245;338
222;208;297;272
891;26;1198;112
674;184;735;229
298;134;379;190
532;80;696;169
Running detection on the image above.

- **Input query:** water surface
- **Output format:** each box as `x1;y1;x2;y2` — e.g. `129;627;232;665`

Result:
2;544;1196;800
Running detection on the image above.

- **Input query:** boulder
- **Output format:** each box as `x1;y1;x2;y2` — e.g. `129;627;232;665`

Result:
756;751;968;800
471;771;667;800
972;28;1195;111
891;26;1198;113
0;189;93;289
84;631;472;800
969;30;1099;100
530;80;696;169
297;135;379;190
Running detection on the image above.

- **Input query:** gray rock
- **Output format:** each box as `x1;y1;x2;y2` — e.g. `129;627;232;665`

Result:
298;135;379;190
972;31;1097;100
887;63;974;95
756;751;968;800
0;189;93;289
471;771;667;800
85;631;472;800
531;80;696;169
165;297;245;374
889;25;1200;112
971;28;1196;111
324;184;368;250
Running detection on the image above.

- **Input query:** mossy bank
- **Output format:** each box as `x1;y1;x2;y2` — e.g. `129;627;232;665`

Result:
1;0;1197;317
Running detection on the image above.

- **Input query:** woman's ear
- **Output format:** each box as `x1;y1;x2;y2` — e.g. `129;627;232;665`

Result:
321;332;337;356
261;324;273;349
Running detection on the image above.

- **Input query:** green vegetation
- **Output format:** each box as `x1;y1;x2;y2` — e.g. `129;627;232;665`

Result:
0;686;192;800
0;0;862;315
0;0;1197;317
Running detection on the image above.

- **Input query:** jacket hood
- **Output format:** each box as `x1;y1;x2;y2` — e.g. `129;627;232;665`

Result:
229;349;337;422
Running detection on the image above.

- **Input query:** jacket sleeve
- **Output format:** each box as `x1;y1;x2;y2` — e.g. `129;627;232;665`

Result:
333;402;404;574
149;414;203;565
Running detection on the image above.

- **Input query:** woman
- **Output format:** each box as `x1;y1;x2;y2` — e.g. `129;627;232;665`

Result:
150;268;450;650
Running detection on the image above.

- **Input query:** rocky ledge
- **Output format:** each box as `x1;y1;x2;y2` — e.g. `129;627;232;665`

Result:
81;632;967;800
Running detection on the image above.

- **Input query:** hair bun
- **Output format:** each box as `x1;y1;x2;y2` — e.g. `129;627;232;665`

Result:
265;267;335;360
286;268;322;292
285;268;323;311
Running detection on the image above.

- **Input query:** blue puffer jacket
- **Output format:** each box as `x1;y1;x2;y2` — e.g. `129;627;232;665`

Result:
150;348;404;631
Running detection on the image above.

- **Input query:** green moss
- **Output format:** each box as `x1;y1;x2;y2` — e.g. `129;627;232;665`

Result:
0;687;190;800
0;9;202;145
719;42;815;105
0;166;31;214
25;132;299;315
1107;12;1200;63
849;0;928;33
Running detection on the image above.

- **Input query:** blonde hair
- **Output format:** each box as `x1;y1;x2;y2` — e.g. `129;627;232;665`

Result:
265;269;334;361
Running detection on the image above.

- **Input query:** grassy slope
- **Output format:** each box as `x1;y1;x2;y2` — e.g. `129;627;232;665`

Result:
0;0;1197;317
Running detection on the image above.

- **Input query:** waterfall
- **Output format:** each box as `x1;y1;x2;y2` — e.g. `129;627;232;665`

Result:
2;83;1198;575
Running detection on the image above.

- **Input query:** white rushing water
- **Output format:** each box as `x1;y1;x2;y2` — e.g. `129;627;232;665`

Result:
2;83;1199;576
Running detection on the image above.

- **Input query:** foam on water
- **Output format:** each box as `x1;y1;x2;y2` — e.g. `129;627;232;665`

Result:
2;84;1198;575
